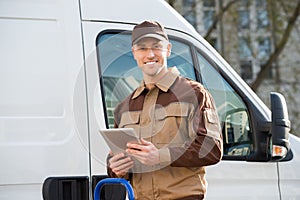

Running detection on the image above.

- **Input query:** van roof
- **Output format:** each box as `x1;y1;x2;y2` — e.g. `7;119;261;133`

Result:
80;0;197;34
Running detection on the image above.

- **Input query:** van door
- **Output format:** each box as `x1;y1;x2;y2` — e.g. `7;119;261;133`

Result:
0;0;90;199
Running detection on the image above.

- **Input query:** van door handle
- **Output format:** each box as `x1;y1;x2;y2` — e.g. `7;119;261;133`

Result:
42;176;89;200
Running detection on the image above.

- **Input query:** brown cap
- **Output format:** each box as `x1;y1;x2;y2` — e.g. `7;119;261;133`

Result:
132;21;168;45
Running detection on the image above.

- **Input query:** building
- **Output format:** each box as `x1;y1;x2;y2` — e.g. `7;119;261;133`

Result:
170;0;300;136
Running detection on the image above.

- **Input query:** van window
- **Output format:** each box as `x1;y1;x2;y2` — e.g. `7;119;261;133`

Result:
197;52;253;157
97;33;196;128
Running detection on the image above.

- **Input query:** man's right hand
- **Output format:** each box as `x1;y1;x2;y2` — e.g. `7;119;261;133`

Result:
108;152;134;177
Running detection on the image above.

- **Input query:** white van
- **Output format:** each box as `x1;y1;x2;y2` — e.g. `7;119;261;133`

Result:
1;0;299;199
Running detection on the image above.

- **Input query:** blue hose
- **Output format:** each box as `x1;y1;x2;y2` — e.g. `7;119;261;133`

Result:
94;178;134;200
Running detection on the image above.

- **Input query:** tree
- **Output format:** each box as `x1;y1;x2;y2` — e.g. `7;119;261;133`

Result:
204;0;240;40
167;0;300;91
250;0;300;91
168;0;300;135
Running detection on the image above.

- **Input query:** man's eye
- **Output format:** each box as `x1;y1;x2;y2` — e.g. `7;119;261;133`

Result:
139;47;147;51
153;45;162;50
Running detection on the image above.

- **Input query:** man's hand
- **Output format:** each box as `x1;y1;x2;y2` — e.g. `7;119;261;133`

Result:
126;139;159;166
108;152;134;177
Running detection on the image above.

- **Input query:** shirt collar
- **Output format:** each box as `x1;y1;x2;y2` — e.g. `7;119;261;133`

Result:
132;67;179;99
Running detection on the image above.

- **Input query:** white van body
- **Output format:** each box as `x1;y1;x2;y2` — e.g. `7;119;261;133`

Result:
0;0;299;199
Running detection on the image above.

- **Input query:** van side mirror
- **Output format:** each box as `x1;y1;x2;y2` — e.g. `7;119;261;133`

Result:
270;92;291;160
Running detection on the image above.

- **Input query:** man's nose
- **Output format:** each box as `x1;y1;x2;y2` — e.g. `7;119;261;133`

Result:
146;48;155;57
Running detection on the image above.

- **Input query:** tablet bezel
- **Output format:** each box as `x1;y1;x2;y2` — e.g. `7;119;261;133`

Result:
99;128;141;154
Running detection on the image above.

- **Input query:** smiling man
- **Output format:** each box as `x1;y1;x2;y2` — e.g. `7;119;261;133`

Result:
107;20;223;200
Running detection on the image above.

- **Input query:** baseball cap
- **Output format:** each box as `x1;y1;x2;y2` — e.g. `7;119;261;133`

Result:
132;21;169;45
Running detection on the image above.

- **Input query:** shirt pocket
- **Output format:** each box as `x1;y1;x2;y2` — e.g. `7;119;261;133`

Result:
154;103;190;146
203;108;221;139
119;111;140;134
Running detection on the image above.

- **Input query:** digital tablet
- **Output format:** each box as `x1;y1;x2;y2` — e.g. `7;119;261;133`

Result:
99;128;141;154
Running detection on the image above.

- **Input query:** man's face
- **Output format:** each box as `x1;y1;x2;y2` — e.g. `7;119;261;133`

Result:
132;37;172;78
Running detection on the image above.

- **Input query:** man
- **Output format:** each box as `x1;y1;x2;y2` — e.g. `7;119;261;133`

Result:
107;20;222;200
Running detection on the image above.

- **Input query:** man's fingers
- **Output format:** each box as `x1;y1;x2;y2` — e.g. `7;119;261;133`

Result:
140;138;151;145
109;153;134;176
110;154;129;166
109;153;126;163
113;160;134;172
127;142;149;152
112;159;134;175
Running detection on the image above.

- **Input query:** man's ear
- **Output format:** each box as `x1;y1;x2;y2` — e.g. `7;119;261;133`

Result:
132;47;137;60
166;43;172;57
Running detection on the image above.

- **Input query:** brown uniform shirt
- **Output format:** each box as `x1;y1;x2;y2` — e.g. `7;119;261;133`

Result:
108;67;222;200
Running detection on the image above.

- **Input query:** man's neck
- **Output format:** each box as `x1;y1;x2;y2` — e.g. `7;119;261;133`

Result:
144;67;168;85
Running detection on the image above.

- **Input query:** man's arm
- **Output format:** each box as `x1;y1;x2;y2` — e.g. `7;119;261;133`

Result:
170;87;223;167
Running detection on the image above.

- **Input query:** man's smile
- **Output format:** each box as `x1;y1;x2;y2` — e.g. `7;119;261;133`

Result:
144;61;157;65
